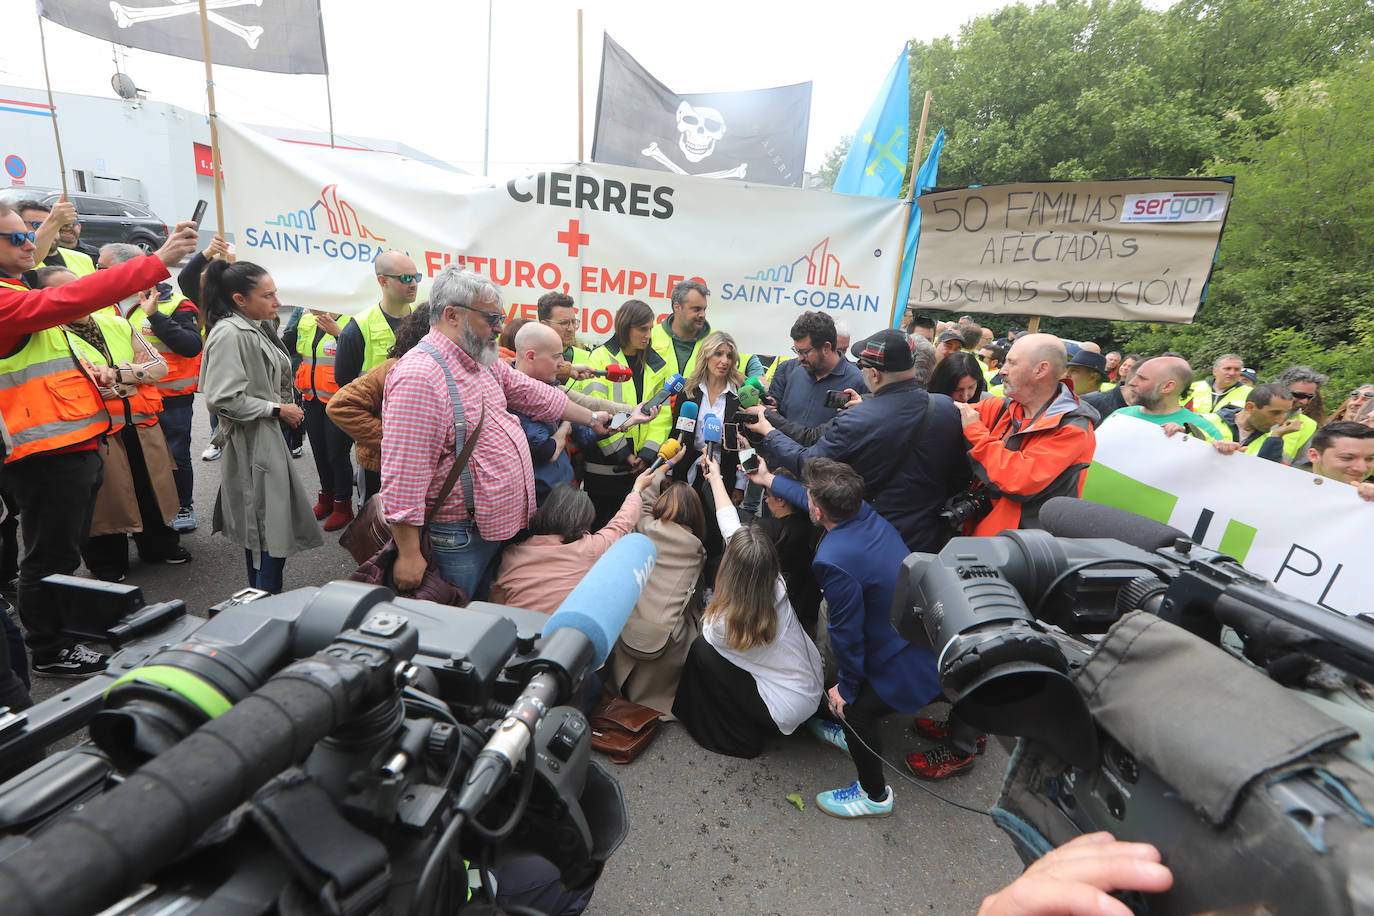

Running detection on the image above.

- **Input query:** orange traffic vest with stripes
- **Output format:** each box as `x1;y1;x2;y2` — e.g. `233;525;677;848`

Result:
293;312;341;402
64;313;163;433
0;276;110;463
129;291;201;396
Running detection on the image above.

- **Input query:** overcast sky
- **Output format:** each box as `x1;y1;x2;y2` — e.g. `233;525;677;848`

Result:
0;0;1042;177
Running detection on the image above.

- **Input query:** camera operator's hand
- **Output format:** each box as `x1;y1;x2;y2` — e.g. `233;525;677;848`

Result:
976;832;1172;916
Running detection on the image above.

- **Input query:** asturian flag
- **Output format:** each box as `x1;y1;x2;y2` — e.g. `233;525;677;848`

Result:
833;44;910;198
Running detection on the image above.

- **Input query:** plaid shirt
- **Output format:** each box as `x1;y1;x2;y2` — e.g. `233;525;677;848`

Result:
381;330;569;538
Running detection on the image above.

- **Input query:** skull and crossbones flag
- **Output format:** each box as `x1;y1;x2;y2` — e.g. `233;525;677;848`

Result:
591;34;811;187
36;0;328;75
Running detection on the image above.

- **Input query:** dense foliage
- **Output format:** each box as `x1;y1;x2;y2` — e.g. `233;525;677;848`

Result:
822;0;1374;408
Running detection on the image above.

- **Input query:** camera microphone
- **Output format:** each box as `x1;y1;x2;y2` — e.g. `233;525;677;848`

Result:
455;534;657;818
642;373;686;411
649;438;682;472
702;413;722;462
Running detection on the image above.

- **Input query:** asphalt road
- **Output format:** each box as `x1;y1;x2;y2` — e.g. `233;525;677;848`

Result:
28;407;1024;914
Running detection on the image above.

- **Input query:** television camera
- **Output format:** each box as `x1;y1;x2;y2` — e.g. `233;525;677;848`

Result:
0;534;658;916
893;497;1374;915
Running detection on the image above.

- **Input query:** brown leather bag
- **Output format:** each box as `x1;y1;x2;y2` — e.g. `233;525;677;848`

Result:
588;695;660;764
339;494;391;565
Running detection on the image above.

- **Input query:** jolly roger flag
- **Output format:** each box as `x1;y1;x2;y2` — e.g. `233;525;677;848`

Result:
592;34;811;187
37;0;328;75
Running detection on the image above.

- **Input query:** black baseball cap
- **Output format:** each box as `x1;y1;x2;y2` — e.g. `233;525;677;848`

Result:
851;329;916;371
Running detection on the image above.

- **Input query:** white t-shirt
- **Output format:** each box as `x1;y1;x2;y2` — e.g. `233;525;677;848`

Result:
704;505;824;734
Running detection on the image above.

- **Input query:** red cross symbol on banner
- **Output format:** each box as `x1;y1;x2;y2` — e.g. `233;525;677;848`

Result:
557;219;590;257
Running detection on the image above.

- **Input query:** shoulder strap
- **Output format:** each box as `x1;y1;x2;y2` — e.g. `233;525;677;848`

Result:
416;340;484;526
865;390;937;498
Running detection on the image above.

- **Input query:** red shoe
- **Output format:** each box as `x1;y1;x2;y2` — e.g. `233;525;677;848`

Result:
912;716;987;755
905;745;976;780
322;502;354;532
312;491;334;520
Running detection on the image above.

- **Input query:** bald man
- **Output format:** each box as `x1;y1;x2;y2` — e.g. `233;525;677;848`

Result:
954;333;1098;537
334;249;423;386
1117;356;1224;440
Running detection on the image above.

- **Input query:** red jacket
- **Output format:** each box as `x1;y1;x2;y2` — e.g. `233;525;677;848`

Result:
963;383;1097;536
0;255;171;355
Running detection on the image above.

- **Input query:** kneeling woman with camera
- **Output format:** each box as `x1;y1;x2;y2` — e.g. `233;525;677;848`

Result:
672;455;823;758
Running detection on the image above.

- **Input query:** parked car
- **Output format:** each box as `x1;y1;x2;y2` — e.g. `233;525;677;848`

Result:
0;186;169;253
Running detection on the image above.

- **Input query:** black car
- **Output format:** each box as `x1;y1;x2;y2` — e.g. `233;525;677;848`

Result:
0;186;169;253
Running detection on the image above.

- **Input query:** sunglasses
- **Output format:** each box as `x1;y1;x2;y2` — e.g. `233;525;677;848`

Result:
383;273;423;284
1349;390;1374;399
3;231;36;247
450;302;505;327
1288;390;1315;400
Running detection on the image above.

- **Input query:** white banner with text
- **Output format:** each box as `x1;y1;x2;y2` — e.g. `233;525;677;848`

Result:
218;121;907;355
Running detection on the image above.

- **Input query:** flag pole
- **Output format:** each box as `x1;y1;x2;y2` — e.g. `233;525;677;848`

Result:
35;15;69;197
482;0;493;174
318;2;334;148
890;90;932;327
196;0;228;237
576;9;585;162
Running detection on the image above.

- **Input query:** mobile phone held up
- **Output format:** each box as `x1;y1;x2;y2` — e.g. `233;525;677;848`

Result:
739;448;760;473
191;199;208;228
825;389;849;409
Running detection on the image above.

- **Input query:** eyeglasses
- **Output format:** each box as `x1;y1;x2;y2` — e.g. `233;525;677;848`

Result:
383;273;423;284
3;231;36;248
856;359;877;371
450;302;505;327
1288;390;1315;400
1349;389;1374;399
547;319;578;329
791;344;815;358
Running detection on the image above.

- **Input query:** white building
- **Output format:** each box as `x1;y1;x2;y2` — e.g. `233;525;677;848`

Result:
0;83;452;242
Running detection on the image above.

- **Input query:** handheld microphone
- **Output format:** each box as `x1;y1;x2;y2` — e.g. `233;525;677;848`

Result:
743;376;765;395
643;373;686;411
737;385;761;409
599;364;632;382
456;534;657;818
702;413;723;461
649;438;681;471
673;401;699;441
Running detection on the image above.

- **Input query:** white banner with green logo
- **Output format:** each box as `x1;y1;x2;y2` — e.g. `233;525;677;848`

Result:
1083;416;1370;615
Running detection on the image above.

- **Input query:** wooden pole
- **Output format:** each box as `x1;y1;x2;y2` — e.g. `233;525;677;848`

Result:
196;0;228;237
890;90;933;328
1027;316;1042;333
577;9;585;162
36;15;68;197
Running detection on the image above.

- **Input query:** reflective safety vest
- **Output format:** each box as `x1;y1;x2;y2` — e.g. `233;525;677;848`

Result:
649;321;755;381
350;303;409;375
1281;414;1318;464
764;354;793;388
0;276;110;463
65;313;163;433
293;312;342;402
1188;380;1251;415
132;292;201;396
55;247;96;278
575;342;672;473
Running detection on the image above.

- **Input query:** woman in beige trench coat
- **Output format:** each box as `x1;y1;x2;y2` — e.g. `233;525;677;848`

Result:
198;259;322;593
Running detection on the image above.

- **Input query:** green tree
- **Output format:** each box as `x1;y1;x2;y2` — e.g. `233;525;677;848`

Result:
815;135;852;190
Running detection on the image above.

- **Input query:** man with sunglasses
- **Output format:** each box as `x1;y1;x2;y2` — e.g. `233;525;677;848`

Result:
381;268;615;601
1272;365;1329;467
333;250;423;389
16;200;96;279
0;201;198;684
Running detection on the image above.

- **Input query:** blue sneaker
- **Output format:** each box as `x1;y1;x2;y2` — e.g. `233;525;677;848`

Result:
816;781;893;819
172;505;196;533
806;718;851;758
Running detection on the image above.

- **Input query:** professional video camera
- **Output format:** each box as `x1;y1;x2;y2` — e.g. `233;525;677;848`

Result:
893;497;1374;916
0;535;658;916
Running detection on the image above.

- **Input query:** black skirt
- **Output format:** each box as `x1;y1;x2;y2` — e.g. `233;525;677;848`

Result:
671;634;780;759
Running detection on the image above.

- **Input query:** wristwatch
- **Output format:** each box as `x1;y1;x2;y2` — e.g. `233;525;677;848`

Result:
271;404;282;418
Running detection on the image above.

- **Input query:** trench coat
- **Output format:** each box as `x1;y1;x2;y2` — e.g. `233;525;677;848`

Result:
200;312;323;561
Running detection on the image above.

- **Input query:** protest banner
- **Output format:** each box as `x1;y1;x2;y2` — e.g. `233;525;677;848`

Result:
909;177;1233;322
217;120;906;355
1083;415;1370;615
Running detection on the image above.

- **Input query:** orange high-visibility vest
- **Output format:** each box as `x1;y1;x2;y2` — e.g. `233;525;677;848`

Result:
130;291;201;396
0;277;110;463
293;312;342;402
65;313;164;433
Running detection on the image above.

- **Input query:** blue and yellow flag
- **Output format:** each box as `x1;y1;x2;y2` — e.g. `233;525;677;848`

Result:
894;127;946;323
833;45;910;198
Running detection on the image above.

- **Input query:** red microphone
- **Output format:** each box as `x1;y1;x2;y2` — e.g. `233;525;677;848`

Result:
600;364;632;382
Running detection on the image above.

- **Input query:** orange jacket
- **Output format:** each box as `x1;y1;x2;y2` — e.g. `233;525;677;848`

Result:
962;383;1097;536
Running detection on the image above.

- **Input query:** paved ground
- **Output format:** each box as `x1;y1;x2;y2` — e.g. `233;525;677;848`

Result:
27;407;1024;913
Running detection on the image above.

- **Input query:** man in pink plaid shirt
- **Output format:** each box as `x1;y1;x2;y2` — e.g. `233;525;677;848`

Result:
382;268;613;598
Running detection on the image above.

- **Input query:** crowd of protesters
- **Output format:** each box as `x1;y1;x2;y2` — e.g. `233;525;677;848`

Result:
1;199;1371;829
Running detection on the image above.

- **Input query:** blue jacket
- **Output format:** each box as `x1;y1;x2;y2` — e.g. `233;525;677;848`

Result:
772;475;940;711
760;378;969;553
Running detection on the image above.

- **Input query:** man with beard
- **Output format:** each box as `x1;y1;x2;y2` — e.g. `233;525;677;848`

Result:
381;269;614;599
1117;357;1224;440
768;311;867;428
334;250;421;386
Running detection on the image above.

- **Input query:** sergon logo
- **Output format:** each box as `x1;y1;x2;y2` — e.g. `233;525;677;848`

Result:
1120;191;1227;223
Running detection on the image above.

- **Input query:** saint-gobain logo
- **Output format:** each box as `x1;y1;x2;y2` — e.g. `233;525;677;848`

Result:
1120;191;1227;223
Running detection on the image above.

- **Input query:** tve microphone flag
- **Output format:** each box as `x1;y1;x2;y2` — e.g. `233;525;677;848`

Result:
592;33;811;187
38;0;329;74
